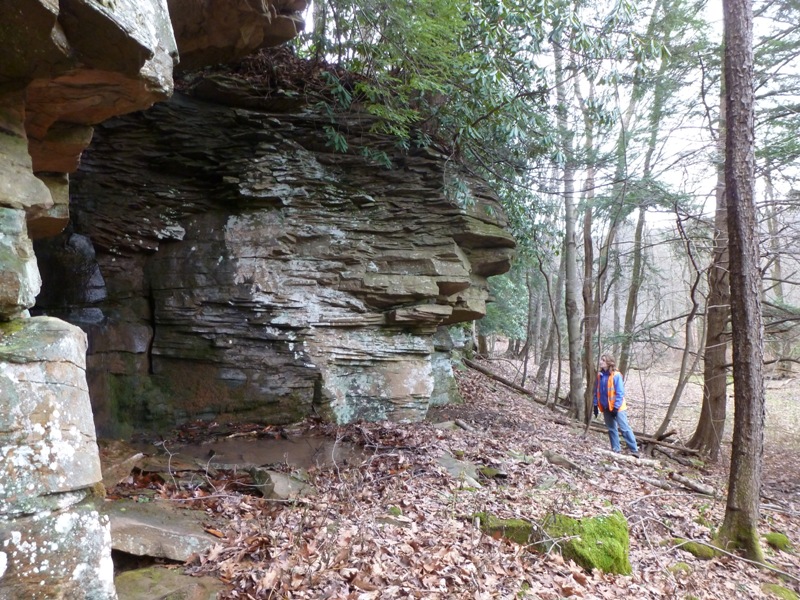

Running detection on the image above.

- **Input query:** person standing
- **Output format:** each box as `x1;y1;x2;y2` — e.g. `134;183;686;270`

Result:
593;353;639;458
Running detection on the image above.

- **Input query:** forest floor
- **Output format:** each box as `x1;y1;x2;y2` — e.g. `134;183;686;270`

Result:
141;357;800;599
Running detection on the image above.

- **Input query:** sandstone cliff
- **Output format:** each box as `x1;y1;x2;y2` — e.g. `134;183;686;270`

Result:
35;68;515;435
0;1;306;597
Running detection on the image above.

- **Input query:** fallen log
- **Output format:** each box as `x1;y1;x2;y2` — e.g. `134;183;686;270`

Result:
654;447;697;467
598;448;659;466
636;475;674;490
454;419;477;433
543;449;587;474
669;472;717;496
463;358;545;405
553;416;700;455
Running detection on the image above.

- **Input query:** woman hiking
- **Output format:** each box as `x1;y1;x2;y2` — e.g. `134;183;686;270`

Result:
593;353;639;458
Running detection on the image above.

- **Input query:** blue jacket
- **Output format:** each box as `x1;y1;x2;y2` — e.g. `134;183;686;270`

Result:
594;369;626;412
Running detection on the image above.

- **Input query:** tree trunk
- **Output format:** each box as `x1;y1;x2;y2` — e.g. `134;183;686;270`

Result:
765;178;792;377
581;207;597;424
655;218;704;439
689;93;730;461
536;250;566;386
554;42;584;421
613;236;621;359
717;0;765;562
521;269;538;386
618;206;646;376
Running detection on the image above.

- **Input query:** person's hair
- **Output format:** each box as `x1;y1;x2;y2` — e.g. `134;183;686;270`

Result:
601;353;617;371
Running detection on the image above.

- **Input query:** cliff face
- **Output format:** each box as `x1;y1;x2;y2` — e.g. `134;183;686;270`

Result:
0;1;306;597
1;1;514;594
35;75;515;435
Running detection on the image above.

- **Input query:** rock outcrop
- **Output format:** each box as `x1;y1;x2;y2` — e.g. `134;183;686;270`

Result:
1;1;307;597
35;74;515;435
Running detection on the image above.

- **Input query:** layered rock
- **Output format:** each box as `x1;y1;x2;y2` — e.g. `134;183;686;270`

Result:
1;1;307;597
1;1;178;594
34;76;514;434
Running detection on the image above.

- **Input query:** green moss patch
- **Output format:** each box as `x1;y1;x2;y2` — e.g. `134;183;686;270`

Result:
674;538;717;560
764;532;793;553
668;562;692;575
474;512;535;545
762;583;799;600
474;511;632;575
540;511;632;575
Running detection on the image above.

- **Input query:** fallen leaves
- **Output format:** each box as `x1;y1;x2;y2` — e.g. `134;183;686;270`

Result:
115;359;800;599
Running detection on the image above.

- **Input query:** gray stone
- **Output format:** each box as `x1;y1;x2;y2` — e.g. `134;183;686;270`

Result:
115;566;225;600
0;125;52;212
38;83;514;431
0;208;41;318
249;468;316;500
0;317;101;518
26;173;71;240
437;453;482;488
430;348;462;407
104;499;219;562
0;500;116;600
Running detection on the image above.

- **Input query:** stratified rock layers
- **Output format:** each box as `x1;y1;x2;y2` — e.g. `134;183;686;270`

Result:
41;81;514;434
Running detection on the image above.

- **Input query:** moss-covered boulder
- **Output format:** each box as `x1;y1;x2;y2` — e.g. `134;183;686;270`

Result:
475;512;535;545
540;511;632;575
475;510;632;575
764;532;793;553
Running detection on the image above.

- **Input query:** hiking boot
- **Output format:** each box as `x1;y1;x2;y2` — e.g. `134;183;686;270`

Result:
630;451;640;459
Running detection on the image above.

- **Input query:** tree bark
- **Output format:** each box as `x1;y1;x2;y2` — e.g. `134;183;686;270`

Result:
618;206;646;375
689;90;730;462
554;42;584;421
717;0;766;562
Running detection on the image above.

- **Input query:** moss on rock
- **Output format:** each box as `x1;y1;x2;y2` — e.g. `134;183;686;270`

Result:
475;510;632;575
474;512;535;545
762;583;799;600
668;562;692;575
764;532;793;553
674;538;717;560
540;511;632;575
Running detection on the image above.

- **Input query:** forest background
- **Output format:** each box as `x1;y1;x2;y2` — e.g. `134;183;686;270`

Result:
283;0;798;572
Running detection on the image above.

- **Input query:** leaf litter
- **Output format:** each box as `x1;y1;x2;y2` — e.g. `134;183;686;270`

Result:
125;359;800;599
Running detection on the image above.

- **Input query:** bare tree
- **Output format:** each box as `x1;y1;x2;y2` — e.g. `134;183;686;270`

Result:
717;0;766;562
553;41;584;419
689;92;730;461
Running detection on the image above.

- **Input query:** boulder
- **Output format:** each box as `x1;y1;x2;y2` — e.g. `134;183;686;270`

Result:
0;317;114;598
0;317;100;516
0;209;41;319
0;500;116;599
539;511;632;575
475;510;632;576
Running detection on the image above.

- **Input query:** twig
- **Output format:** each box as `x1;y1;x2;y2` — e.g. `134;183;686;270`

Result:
671;538;800;584
463;358;544;405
